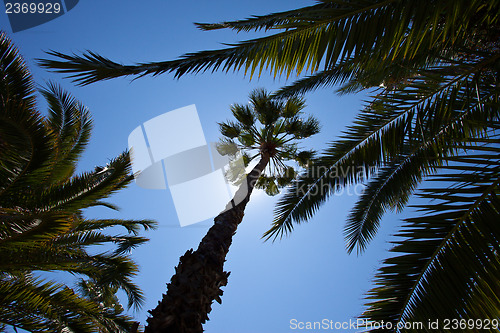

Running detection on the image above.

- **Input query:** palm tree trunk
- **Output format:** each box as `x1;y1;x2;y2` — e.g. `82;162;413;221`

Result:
145;153;270;333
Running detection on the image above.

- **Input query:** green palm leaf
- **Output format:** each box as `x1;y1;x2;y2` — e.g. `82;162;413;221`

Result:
0;31;36;107
266;58;499;247
0;274;137;333
361;137;500;331
39;1;498;87
40;82;92;184
0;31;156;332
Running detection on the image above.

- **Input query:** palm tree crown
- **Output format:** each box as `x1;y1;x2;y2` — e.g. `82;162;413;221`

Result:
0;31;156;333
217;88;318;196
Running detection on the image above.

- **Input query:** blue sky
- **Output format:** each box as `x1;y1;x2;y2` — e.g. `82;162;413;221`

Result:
1;1;405;332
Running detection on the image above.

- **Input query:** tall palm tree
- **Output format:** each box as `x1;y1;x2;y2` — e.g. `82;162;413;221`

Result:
144;89;318;333
0;31;156;333
39;0;500;330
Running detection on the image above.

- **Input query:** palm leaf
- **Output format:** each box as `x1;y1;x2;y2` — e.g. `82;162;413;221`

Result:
0;274;135;333
35;152;133;212
0;31;155;332
40;82;93;184
0;31;36;107
265;57;499;245
38;1;498;85
361;137;500;330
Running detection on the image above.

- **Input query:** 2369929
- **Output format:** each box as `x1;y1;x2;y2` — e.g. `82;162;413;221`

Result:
442;318;499;330
5;2;61;14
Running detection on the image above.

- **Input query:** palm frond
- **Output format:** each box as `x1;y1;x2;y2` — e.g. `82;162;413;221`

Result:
274;52;434;98
74;218;157;235
361;138;500;330
38;0;497;85
230;103;255;128
36;152;133;212
265;56;499;244
40;82;93;184
0;210;74;248
195;2;331;32
275;67;355;98
0;274;136;333
0;31;36;108
344;145;442;254
218;121;241;139
0;32;153;331
0;97;51;202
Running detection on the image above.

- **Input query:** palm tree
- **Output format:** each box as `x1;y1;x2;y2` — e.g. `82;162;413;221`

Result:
39;0;500;330
0;31;156;332
144;88;318;333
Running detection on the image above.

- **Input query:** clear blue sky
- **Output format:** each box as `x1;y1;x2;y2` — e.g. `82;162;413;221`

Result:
1;1;404;332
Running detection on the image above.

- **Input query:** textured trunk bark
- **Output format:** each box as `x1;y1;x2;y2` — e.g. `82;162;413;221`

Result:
145;154;270;333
